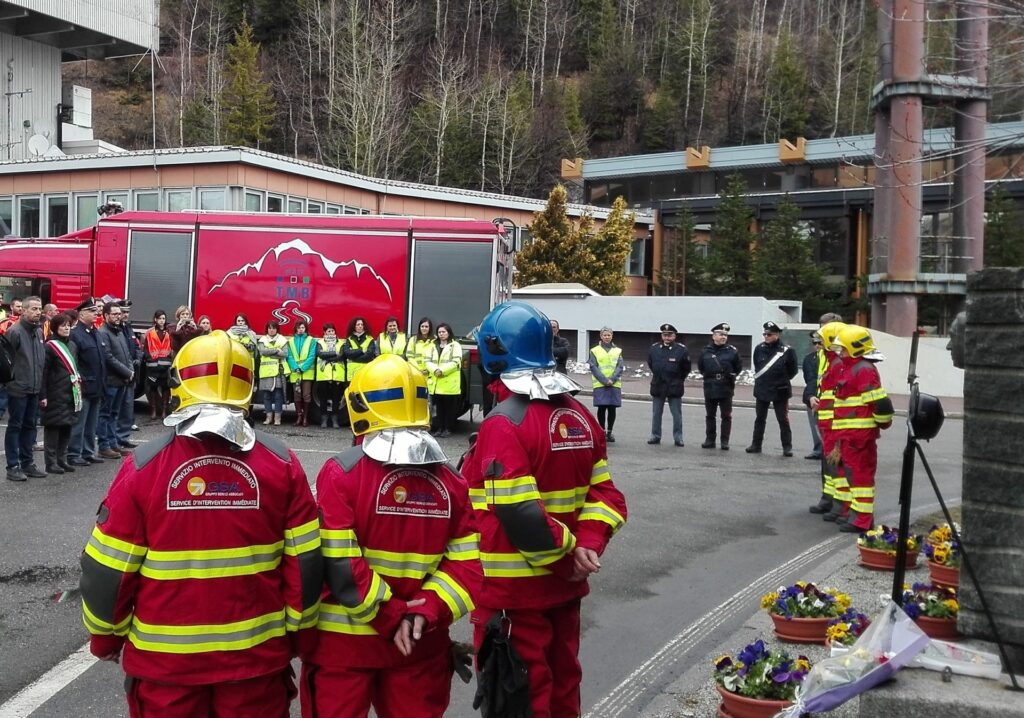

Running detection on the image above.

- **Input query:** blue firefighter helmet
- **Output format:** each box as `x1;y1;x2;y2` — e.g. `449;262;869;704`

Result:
477;301;556;375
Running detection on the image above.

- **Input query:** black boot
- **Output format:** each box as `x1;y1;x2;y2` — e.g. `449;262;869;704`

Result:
320;413;329;428
45;463;65;475
701;437;716;449
58;459;75;473
720;417;732;450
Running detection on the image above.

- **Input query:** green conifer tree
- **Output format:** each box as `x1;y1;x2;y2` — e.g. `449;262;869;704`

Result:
751;196;829;319
517;185;595;287
583;195;636;295
220;20;276;148
765;31;810;140
641;85;679;152
984;185;1024;267
703;174;754;295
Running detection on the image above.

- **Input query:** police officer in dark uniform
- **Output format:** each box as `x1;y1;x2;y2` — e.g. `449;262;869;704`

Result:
747;321;799;456
698;322;742;450
647;323;691;446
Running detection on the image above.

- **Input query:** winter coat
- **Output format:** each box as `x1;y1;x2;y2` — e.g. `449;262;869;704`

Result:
70;323;107;399
40;338;79;426
552;335;571;374
801;350;822;406
647;342;691;398
169;322;200;353
4;317;45;397
98;324;135;388
698;342;742;401
752;341;798;402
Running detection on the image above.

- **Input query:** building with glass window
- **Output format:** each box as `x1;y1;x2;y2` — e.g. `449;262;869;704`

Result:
564;122;1024;325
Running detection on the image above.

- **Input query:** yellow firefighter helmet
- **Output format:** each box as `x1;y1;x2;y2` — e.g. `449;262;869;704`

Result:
345;354;431;436
168;330;254;413
819;321;847;351
832;325;876;358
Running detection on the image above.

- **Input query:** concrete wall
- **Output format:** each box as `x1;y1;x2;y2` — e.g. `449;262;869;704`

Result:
958;268;1024;672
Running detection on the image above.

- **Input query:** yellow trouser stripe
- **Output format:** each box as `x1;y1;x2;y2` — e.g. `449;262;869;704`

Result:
84;527;147;573
128;611;286;653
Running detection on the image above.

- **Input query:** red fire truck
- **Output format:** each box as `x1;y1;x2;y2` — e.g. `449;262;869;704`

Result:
0;211;514;418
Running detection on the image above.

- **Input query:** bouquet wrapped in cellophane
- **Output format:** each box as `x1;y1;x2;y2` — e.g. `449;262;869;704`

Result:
774;600;930;717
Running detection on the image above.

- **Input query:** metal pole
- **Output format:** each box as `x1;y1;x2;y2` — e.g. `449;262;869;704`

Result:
954;0;989;273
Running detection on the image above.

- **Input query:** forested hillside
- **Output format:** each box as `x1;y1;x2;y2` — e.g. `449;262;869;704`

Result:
65;0;1024;199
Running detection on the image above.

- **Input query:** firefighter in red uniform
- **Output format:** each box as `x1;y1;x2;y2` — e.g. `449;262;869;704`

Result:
464;301;628;718
302;353;480;718
830;325;894;533
809;321;847;520
79;330;322;717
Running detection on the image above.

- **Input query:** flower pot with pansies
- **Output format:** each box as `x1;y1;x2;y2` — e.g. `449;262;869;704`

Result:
856;525;921;571
713;639;809;718
902;583;961;640
760;581;855;645
924;523;961;589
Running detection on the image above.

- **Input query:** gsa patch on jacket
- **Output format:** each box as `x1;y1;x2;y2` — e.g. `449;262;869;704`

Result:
166;455;261;510
376;468;452;518
548;408;594;451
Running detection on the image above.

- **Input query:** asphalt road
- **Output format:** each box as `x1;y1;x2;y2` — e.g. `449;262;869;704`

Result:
0;397;963;717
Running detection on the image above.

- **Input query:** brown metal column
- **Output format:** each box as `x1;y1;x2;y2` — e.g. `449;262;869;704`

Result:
870;0;893;330
884;0;925;337
954;0;989;272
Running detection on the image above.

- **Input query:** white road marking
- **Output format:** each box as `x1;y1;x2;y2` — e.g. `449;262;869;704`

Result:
585;536;845;717
0;643;96;717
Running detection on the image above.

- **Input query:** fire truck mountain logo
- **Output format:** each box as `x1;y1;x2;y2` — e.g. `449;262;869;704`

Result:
209;238;392;300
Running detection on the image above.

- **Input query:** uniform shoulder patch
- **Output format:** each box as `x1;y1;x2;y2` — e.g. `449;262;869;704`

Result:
254;430;291;461
132;431;176;469
332;445;365;472
487;394;529;425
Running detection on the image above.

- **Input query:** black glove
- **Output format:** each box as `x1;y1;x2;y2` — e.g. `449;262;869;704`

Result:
472;613;531;718
452;641;475;684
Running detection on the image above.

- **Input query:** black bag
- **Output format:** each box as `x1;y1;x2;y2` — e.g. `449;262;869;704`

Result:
472;612;532;718
0;334;14;384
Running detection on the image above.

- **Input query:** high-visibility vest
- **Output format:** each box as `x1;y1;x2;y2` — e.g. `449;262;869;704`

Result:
344;334;375;382
591;345;622;389
377;331;407;356
427;341;462;396
258;335;288;379
145;328;172;366
316;339;345;382
287;335;317;381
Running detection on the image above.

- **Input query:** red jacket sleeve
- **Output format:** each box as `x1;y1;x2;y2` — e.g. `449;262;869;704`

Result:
574;413;627;553
79;460;147;658
280;449;322;654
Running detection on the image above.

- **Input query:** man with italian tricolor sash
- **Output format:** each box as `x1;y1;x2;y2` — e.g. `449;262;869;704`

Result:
79;330;322;717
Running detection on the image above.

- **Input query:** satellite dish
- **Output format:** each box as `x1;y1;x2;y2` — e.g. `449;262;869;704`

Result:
27;134;50;156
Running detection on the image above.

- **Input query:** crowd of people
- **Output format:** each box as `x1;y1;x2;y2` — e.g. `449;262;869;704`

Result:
77;302;627;718
1;296;473;482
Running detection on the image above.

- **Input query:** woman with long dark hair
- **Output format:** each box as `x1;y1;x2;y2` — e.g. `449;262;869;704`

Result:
315;322;345;428
426;322;462;437
257;320;288;425
143;309;172;420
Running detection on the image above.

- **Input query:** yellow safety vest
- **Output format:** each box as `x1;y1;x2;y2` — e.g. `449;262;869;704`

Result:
287;335;316;381
428;341;462;396
257;335;288;379
591;345;622;389
406;337;435;375
377;332;408;356
316;339;346;382
344;335;375;382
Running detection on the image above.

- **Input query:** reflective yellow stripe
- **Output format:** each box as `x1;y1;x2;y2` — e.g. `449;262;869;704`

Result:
818;410;834;420
128;611;286;654
823;473;835;497
591;460;610;485
833;397;867;408
363;548;442;579
832;418;878;429
480;552;552;577
317;603;379;635
84;526;147;573
446;533;480;561
284;518;321;556
469;488;487;511
539;486;589;514
423;569;475;620
486;476;541;505
578;501;626;533
521;523;575;566
873;412;893;424
285;601;321;631
349;571;392;621
82;602;132;636
321;528;361;558
140;543;283;580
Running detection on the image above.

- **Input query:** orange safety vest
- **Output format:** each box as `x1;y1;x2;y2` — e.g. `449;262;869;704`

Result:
145;328;172;360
